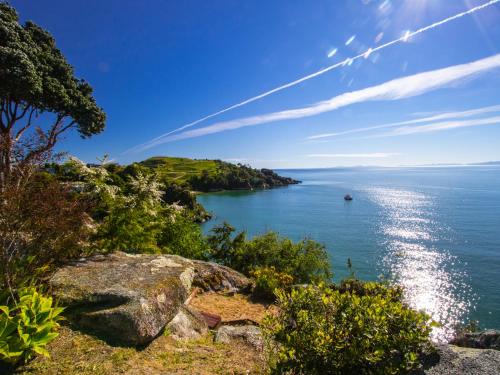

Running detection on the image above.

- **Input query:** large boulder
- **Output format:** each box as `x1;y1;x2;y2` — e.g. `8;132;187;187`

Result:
49;252;250;345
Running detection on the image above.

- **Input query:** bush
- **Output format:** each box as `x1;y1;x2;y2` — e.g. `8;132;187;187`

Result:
207;223;332;285
250;267;293;300
0;172;93;292
0;288;63;365
158;212;210;260
74;163;166;254
61;159;211;257
263;282;435;375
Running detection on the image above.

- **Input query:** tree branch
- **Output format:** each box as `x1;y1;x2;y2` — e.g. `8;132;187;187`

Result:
14;107;36;142
20;115;68;166
14;103;30;122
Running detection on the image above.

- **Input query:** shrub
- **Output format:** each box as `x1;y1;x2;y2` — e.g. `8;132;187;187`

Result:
0;173;93;292
207;223;332;285
0;288;63;365
250;267;294;300
62;159;210;257
77;165;166;254
263;282;435;375
158;212;210;260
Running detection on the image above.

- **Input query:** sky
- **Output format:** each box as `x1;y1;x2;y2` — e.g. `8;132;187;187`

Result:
10;0;500;168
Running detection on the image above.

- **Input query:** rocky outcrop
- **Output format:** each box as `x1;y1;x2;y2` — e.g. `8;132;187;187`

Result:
191;260;252;293
418;344;500;375
450;330;500;350
49;252;250;345
215;325;263;349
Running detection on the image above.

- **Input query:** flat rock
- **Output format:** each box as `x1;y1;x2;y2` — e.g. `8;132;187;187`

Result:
417;344;500;375
49;252;250;346
450;330;500;350
215;325;263;349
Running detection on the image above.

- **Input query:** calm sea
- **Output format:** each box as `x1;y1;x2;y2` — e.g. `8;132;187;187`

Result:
198;166;500;341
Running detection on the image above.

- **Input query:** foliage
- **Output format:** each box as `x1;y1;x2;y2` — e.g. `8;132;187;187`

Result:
158;212;210;260
161;183;211;222
0;287;63;365
0;2;105;188
207;222;332;287
189;161;299;191
250;267;294;300
0;170;92;293
93;169;166;254
64;158;210;257
334;278;404;302
263;282;436;375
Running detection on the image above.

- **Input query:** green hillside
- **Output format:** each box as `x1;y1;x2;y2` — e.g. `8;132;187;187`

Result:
139;156;220;185
138;156;299;191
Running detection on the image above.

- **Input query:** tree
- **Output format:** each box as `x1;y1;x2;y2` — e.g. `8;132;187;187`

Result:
0;3;105;188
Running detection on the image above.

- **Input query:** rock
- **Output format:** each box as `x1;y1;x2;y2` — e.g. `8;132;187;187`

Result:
450;330;500;350
166;306;208;340
417;344;500;375
215;325;263;349
192;260;252;293
49;252;250;346
198;311;222;329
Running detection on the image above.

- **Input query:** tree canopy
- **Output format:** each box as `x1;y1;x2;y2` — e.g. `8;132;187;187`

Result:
0;2;105;185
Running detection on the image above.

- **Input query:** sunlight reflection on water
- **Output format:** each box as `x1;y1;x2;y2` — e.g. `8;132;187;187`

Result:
365;187;475;342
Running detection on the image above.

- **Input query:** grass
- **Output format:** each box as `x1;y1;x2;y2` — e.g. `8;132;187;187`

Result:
15;325;265;375
13;292;269;375
139;156;221;186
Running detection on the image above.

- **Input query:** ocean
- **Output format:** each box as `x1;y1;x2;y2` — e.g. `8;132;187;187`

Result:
198;166;500;341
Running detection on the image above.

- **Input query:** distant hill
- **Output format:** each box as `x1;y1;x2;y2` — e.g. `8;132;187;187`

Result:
472;161;500;166
138;156;300;191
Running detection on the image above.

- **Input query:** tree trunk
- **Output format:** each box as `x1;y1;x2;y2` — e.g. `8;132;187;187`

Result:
0;131;13;191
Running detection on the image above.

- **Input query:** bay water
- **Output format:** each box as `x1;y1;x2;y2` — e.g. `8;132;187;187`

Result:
198;166;500;341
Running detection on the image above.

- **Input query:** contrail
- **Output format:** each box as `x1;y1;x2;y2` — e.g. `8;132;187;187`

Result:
128;0;500;153
138;54;500;146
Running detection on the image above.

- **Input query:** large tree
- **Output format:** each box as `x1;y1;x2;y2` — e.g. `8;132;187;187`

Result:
0;2;105;187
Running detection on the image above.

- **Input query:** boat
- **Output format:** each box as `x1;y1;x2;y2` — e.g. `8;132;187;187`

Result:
344;194;353;201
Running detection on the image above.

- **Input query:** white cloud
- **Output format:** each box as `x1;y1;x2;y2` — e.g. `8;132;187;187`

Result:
308;153;399;158
307;104;500;140
380;115;500;137
143;54;500;147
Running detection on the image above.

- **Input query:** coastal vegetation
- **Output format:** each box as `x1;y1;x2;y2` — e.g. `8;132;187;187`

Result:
0;3;441;374
264;282;435;374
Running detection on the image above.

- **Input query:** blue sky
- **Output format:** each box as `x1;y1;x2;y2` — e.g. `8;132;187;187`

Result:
11;0;500;168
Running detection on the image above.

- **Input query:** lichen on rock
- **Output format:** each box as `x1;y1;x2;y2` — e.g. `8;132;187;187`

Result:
49;252;250;346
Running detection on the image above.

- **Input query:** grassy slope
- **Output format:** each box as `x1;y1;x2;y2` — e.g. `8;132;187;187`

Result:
16;293;269;375
139;156;221;186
